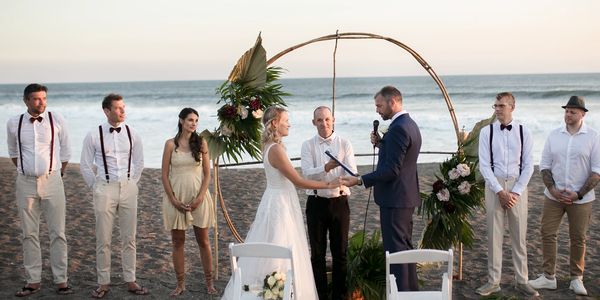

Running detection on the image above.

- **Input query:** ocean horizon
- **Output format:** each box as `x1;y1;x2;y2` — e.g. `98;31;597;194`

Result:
1;72;599;168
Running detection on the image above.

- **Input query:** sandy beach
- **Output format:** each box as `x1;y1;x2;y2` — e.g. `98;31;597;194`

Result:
0;156;598;299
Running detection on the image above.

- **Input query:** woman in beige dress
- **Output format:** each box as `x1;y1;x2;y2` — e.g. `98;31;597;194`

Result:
161;107;216;296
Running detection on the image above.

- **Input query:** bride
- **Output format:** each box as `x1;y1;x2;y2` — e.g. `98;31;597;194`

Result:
222;106;340;300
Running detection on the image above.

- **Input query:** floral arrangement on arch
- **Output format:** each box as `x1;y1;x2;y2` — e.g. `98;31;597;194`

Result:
201;34;288;163
418;151;485;250
259;271;287;300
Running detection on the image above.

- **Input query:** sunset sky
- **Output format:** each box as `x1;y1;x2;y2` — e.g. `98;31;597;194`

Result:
1;0;598;83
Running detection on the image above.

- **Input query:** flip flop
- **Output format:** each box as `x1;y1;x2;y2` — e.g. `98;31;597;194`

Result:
56;286;74;295
15;286;41;297
91;287;109;299
128;284;149;295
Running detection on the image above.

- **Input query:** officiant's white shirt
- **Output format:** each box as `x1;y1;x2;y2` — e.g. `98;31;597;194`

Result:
301;131;357;198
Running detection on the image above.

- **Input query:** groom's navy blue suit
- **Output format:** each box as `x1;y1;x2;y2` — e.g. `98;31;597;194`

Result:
362;113;422;291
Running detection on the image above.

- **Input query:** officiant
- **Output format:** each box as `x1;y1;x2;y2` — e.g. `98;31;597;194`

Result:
300;106;357;300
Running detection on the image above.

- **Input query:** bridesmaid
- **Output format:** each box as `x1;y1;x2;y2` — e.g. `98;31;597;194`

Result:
161;108;217;296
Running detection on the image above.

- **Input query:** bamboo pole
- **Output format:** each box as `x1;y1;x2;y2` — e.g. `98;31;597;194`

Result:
213;159;220;280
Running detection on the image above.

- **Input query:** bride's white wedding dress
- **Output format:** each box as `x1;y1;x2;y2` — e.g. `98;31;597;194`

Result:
222;143;318;300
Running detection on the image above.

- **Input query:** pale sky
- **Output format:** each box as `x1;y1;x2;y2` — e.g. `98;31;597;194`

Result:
1;0;598;83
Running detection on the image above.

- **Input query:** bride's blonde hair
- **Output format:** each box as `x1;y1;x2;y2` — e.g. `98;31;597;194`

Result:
261;106;287;147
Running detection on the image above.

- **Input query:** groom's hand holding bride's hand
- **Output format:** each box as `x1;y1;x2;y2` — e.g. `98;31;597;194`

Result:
340;176;360;187
326;177;343;189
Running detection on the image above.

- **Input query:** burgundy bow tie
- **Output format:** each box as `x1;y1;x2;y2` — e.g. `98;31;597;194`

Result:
29;116;43;123
500;124;512;131
110;127;121;133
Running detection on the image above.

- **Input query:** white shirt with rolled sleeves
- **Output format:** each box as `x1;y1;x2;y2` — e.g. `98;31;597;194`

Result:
6;111;71;176
540;123;600;204
478;120;534;195
301;132;357;198
80;122;144;188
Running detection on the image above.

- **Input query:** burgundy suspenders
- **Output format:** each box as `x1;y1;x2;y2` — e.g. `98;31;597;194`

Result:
17;115;24;174
99;125;133;183
489;123;524;175
17;112;55;175
48;112;55;173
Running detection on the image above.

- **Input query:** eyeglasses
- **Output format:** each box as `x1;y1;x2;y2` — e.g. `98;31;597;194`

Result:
492;104;510;109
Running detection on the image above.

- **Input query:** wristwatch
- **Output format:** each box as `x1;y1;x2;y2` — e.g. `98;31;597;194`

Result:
576;191;583;200
356;175;363;186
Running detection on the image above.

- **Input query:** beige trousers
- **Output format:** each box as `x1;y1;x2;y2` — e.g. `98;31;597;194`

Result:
16;172;68;284
485;178;529;284
541;197;592;278
93;179;139;285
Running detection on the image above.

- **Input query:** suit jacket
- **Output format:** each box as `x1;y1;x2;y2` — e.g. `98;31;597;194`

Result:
362;113;422;208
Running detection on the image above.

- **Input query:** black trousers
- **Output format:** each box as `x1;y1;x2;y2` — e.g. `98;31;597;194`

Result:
306;195;350;300
380;206;418;291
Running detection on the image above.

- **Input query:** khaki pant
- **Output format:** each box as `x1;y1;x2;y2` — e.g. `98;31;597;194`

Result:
16;172;68;284
93;179;139;285
485;178;529;284
541;197;592;278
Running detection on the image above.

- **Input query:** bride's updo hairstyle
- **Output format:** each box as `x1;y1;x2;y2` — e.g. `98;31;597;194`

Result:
261;105;287;147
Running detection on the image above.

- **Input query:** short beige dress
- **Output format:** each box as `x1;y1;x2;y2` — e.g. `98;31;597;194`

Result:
162;149;215;230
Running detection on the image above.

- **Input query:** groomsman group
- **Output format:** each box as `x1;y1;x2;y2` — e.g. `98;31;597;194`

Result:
476;93;599;297
7;84;146;298
6;83;600;299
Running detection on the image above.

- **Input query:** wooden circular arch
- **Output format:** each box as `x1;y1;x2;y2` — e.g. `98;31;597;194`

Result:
218;32;461;244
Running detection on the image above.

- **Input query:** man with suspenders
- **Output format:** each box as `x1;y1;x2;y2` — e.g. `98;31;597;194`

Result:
80;93;146;298
476;92;538;297
6;83;73;296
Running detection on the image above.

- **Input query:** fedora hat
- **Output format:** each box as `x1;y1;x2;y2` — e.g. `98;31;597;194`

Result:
562;96;588;112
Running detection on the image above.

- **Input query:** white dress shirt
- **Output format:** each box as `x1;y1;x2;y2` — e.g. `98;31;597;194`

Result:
301;132;357;197
478;120;534;195
80;122;144;188
540;122;600;204
6;111;71;176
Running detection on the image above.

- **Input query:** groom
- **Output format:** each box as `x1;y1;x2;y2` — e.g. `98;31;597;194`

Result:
342;85;421;291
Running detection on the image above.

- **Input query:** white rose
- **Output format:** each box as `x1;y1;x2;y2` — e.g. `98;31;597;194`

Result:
220;124;232;137
271;287;279;295
252;109;264;119
264;290;273;299
277;279;284;288
436;188;450;202
456;163;471;177
267;275;276;287
274;272;282;280
458;181;471;195
237;105;248;119
448;168;460;180
280;273;286;281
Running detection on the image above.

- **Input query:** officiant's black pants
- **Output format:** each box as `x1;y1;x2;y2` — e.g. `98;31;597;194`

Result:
306;195;349;300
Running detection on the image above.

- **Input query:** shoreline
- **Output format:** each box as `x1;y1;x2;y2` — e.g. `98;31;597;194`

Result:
0;157;598;299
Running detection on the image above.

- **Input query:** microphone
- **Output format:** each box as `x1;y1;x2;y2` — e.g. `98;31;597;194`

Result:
372;120;380;148
373;120;379;133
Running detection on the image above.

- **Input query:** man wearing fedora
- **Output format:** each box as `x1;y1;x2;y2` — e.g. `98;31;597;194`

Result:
529;96;600;296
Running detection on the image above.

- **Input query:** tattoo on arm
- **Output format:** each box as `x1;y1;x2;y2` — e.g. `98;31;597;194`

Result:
541;169;556;190
578;172;600;197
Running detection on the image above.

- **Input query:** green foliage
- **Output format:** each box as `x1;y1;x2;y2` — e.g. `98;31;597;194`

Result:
204;66;289;163
418;152;485;250
461;113;495;163
346;230;386;300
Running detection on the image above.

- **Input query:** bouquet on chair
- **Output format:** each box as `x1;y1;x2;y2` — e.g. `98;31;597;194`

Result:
259;271;286;300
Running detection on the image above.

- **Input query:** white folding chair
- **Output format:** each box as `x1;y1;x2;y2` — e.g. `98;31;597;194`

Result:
229;242;296;300
386;249;453;300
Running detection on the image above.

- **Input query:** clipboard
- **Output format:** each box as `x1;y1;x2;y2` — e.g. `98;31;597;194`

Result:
325;150;358;177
